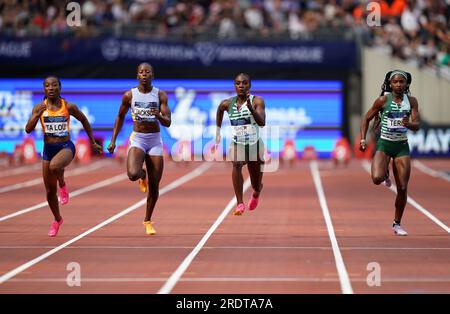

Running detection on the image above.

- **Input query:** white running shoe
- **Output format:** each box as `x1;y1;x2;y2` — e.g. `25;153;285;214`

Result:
393;223;408;236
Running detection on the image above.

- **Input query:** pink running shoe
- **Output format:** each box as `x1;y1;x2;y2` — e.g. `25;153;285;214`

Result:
48;217;63;237
248;194;260;211
59;184;69;205
233;203;245;216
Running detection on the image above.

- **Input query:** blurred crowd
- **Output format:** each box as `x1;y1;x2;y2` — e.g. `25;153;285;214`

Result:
0;0;449;74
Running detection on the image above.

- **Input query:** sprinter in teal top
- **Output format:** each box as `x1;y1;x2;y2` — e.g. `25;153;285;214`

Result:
360;70;421;236
216;73;266;216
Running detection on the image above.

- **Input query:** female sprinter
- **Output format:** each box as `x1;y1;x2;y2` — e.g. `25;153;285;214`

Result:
215;73;266;215
25;76;102;237
108;63;171;235
360;70;420;236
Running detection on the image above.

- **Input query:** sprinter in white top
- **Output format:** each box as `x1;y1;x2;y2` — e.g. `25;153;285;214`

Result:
108;63;171;235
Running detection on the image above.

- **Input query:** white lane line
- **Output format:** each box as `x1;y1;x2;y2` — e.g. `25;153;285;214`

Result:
413;160;450;183
7;277;450;283
0;173;127;222
0;159;111;194
362;160;450;234
157;177;252;294
1;246;449;250
0;164;41;178
0;162;211;285
310;160;354;294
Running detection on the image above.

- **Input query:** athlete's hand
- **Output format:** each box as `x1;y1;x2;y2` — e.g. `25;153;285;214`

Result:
245;91;254;112
35;103;47;116
91;142;103;154
402;115;410;128
149;108;160;117
107;141;116;154
359;139;367;152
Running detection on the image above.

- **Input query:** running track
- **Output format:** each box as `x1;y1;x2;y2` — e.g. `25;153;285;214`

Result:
0;158;449;294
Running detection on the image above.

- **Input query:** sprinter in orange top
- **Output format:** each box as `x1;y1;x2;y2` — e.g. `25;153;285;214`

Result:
25;76;102;237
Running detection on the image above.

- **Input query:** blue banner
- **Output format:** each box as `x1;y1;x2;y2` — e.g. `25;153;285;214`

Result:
0;37;356;68
409;126;450;157
0;79;343;157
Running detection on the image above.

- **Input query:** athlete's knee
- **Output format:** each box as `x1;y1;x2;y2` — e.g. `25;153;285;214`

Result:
371;175;384;185
49;162;63;173
127;169;141;181
232;162;244;170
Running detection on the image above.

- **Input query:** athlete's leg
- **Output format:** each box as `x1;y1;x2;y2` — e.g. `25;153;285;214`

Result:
49;148;74;205
232;161;245;205
247;160;263;211
247;160;263;197
371;150;390;185
127;147;146;181
144;155;163;222
392;155;411;224
43;160;61;222
384;157;392;187
48;148;73;188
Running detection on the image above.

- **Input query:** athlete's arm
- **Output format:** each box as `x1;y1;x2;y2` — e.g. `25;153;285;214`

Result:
25;102;46;133
215;99;230;144
360;95;386;151
67;102;102;153
404;96;421;131
154;90;171;127
247;95;265;127
108;91;131;153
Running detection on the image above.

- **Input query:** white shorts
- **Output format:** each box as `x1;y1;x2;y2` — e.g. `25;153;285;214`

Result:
128;132;163;156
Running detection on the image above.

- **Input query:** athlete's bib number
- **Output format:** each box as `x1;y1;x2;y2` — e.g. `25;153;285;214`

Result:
44;122;68;135
134;108;155;120
133;101;158;122
387;117;406;131
232;125;257;143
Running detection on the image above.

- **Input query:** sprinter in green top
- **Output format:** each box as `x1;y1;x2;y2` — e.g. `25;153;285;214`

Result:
216;73;266;216
360;70;421;236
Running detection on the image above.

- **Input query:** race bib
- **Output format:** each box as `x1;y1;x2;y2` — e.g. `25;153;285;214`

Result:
231;124;257;143
133;101;158;121
386;117;407;132
43;117;69;137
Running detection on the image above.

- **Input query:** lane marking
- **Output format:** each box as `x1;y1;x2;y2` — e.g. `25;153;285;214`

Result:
7;277;450;283
0;173;127;222
362;160;450;234
0;163;211;285
310;160;354;294
157;177;252;294
0;164;41;178
413;160;450;183
0;160;111;194
1;246;449;250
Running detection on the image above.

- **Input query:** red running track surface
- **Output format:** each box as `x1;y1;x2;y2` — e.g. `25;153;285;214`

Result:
0;158;449;294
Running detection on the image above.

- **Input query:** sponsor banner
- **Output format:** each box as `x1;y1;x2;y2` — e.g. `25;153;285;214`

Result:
408;126;450;157
0;37;356;68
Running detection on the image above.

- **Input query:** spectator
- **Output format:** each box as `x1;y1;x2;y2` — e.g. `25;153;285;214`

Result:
0;0;448;75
